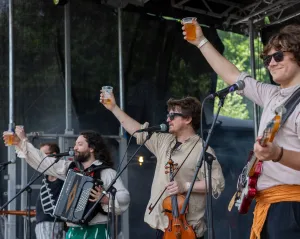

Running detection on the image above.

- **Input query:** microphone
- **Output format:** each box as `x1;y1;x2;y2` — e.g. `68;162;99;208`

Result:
0;161;15;167
136;124;168;133
47;150;75;158
209;80;245;99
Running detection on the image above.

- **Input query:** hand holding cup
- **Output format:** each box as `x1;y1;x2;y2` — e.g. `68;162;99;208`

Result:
182;18;205;47
100;86;117;111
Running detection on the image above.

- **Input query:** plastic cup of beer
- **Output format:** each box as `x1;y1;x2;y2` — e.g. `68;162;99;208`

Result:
102;86;113;104
182;17;196;41
4;131;14;146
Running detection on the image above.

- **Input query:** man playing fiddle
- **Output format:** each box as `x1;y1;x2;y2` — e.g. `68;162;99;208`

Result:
100;91;225;238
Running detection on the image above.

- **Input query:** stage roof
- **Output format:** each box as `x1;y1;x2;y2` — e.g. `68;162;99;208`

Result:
112;0;300;35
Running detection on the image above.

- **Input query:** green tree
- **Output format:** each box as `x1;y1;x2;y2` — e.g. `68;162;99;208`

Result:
214;30;268;119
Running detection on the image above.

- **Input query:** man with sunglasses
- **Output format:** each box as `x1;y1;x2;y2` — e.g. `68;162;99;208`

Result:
182;20;300;239
100;92;225;239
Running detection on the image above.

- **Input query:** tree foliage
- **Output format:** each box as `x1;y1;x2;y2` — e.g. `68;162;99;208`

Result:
214;30;268;120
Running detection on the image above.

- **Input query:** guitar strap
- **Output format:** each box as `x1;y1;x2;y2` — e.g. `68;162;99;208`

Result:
278;86;300;128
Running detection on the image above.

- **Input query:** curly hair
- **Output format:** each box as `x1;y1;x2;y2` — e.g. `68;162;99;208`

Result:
167;96;201;131
80;131;114;168
261;24;300;65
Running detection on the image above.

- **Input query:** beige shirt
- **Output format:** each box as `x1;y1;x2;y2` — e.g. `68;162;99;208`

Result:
15;139;130;226
237;73;300;191
136;123;225;237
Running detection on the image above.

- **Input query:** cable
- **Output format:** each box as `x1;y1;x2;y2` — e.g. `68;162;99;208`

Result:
28;155;49;182
116;133;135;173
52;217;58;239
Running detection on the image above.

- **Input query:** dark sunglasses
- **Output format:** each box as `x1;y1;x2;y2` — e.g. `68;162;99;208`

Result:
167;112;185;120
263;51;287;67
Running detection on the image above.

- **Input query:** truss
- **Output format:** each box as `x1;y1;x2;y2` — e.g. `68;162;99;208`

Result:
171;0;300;29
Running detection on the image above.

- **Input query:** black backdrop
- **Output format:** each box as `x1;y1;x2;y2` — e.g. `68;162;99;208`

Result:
0;0;285;238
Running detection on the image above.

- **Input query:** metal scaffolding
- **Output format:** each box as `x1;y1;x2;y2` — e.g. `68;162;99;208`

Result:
5;1;129;239
5;0;300;238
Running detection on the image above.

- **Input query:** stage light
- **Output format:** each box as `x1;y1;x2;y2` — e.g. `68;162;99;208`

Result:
138;156;144;166
53;0;69;6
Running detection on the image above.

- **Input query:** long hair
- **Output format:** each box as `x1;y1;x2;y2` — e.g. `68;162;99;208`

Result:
80;131;114;168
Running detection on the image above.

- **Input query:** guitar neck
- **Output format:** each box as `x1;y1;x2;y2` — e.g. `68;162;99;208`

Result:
246;134;269;175
246;153;258;175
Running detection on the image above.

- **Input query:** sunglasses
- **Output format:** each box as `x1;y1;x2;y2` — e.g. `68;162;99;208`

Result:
263;51;287;67
167;112;185;120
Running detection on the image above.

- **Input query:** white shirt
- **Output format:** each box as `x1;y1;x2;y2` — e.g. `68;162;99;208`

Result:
237;72;300;191
16;139;130;226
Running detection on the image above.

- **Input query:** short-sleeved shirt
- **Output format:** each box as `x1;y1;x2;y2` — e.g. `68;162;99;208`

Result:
136;123;225;237
237;72;300;191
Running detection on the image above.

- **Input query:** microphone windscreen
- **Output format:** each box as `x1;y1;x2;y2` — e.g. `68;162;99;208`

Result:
69;150;75;157
160;124;168;132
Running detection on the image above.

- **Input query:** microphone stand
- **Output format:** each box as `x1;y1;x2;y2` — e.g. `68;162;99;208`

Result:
26;186;32;239
0;161;14;172
84;132;154;239
180;96;225;239
0;156;64;239
110;186;117;239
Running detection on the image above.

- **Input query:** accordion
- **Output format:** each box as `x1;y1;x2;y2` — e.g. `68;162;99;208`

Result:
53;169;102;224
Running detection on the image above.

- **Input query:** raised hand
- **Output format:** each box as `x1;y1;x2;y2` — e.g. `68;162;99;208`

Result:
15;125;27;141
99;89;117;112
3;131;20;146
182;18;205;47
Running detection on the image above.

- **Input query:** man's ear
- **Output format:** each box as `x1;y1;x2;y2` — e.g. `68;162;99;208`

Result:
185;116;193;125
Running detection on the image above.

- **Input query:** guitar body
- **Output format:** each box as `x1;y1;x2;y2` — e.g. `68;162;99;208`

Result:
236;160;263;214
232;109;283;214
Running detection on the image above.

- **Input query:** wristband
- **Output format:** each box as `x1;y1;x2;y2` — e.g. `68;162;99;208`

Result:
197;38;208;49
272;147;283;162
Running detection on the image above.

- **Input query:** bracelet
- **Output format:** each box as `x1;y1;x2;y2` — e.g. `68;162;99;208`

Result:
272;147;283;162
197;38;208;49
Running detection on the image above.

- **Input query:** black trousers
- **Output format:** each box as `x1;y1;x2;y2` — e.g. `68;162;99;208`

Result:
156;229;204;239
260;201;300;239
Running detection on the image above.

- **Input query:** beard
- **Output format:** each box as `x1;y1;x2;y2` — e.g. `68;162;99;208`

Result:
74;151;91;163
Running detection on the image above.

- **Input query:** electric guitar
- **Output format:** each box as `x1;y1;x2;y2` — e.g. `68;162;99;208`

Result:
229;106;284;214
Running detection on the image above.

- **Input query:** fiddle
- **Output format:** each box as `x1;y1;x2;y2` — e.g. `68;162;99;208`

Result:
162;159;196;239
